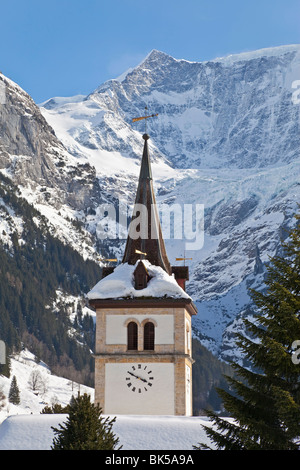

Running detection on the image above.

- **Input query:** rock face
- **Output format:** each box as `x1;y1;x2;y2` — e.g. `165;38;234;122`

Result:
0;74;57;180
0;72;107;258
0;73;104;214
1;45;300;362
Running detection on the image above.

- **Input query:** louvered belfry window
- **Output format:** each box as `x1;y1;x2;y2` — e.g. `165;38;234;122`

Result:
127;322;138;350
144;322;155;350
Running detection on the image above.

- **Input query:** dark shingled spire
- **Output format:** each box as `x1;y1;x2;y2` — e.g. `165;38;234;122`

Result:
122;133;171;274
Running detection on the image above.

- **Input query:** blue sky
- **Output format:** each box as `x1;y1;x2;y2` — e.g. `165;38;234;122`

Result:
0;0;299;103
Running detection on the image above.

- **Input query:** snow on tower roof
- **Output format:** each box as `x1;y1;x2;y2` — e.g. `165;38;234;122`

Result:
87;260;190;300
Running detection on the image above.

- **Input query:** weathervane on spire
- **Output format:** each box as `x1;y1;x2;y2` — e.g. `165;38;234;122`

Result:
132;106;158;133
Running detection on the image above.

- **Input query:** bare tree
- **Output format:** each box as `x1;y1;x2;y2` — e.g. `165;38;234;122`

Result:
28;369;48;396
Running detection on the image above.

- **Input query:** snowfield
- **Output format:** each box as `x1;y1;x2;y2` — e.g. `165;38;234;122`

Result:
0;413;215;451
0;350;215;450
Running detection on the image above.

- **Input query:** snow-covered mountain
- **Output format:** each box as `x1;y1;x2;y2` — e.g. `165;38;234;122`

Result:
0;71;105;260
41;45;300;169
1;45;299;364
38;45;300;361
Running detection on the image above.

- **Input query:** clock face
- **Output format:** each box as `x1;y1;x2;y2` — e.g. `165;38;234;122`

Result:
125;364;154;393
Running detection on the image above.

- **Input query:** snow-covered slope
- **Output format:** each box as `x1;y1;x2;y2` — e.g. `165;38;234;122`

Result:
38;45;300;361
0;349;93;424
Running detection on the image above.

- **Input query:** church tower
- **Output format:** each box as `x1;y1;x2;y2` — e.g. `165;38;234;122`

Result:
88;132;197;416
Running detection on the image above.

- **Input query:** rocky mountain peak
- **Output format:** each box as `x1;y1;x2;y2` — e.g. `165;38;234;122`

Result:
1;45;299;363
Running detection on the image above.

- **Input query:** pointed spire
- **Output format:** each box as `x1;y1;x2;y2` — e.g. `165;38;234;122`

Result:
122;133;171;274
139;133;152;180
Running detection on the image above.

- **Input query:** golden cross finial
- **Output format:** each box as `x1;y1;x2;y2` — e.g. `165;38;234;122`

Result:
132;106;158;133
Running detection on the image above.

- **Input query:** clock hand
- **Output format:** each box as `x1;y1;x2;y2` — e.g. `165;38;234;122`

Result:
127;371;147;382
127;371;142;380
127;371;139;379
138;376;148;383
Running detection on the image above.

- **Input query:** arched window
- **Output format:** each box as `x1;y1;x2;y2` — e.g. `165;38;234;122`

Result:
127;322;138;350
144;322;155;350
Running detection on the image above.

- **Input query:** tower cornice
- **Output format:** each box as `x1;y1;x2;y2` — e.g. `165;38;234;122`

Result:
89;297;197;316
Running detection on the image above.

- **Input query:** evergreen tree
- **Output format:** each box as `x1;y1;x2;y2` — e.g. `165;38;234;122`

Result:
8;375;20;405
192;338;234;414
41;403;68;414
51;393;121;450
195;214;300;450
0;172;101;387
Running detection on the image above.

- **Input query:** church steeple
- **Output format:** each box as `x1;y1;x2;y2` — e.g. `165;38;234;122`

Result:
122;133;172;274
89;126;197;417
